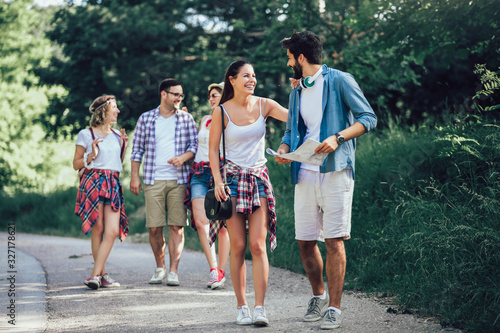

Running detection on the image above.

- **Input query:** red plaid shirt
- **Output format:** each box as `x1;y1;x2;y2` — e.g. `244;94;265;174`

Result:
208;161;277;251
75;169;128;241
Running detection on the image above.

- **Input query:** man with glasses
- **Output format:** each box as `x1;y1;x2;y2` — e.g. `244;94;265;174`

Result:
130;78;198;286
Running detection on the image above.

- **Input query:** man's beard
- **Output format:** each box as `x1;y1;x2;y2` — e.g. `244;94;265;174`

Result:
292;63;303;79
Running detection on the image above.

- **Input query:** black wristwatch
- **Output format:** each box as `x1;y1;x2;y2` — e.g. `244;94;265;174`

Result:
335;133;345;145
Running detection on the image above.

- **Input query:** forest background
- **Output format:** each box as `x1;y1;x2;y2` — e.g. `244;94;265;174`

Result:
0;0;499;331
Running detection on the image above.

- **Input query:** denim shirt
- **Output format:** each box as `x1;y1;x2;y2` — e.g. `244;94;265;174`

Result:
281;65;377;184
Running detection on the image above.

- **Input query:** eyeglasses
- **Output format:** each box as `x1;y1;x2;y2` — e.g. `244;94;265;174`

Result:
208;93;221;99
165;91;185;99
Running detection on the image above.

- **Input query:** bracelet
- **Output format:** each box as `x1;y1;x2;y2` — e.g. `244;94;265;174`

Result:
83;152;94;169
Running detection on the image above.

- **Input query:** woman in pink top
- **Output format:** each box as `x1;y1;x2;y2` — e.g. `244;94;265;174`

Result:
209;60;288;326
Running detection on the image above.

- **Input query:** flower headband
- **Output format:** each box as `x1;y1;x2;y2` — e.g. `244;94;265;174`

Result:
90;98;115;113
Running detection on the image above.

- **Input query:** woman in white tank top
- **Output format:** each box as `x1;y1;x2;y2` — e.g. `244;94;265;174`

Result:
208;60;288;326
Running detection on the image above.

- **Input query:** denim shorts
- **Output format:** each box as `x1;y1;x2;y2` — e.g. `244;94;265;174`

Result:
190;167;212;199
226;174;267;199
98;196;112;205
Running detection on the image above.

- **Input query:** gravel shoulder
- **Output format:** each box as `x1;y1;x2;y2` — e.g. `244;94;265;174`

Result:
0;232;461;332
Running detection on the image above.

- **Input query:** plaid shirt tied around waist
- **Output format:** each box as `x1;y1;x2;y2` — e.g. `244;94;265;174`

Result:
75;169;128;241
208;161;277;251
184;161;212;231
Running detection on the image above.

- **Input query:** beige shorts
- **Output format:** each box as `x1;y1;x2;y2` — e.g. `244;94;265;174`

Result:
144;180;188;228
294;167;354;241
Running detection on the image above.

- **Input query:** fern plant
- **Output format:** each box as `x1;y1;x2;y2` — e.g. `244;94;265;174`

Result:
473;64;500;112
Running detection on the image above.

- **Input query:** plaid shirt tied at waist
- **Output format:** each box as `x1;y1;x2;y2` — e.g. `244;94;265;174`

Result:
184;161;212;231
75;169;128;241
208;161;277;251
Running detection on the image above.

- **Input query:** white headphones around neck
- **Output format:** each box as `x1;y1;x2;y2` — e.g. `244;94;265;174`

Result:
299;68;322;89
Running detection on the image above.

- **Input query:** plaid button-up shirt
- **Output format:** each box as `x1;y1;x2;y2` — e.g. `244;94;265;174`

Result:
131;106;198;185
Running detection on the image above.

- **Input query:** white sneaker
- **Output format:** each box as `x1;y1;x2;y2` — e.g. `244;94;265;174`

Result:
237;305;253;325
166;272;180;286
149;267;167;284
253;306;269;327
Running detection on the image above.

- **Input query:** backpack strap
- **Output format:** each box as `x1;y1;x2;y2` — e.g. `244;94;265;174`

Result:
111;128;126;159
90;127;125;159
89;127;96;141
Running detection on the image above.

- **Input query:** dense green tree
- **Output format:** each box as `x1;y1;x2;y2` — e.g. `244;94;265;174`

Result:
363;0;500;124
0;0;72;192
41;0;499;136
41;0;299;138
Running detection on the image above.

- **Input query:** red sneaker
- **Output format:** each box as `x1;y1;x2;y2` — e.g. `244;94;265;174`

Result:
101;273;120;288
207;268;218;288
211;268;226;290
84;275;101;290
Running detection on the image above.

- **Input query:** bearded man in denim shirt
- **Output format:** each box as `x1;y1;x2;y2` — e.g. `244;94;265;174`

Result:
276;31;377;330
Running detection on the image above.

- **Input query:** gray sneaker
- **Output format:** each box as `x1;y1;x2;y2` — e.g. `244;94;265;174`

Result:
320;308;342;330
304;294;329;321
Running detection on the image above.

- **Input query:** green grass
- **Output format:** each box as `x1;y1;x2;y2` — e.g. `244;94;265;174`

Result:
0;185;146;238
1;121;498;332
345;121;500;332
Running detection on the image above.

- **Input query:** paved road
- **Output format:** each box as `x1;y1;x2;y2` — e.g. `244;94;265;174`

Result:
0;233;460;332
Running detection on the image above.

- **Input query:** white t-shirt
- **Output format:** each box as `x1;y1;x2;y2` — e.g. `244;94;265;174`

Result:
194;116;225;163
300;70;324;171
194;116;210;163
75;129;123;172
154;114;177;180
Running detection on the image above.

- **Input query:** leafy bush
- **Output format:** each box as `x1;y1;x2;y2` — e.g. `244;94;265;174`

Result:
347;121;499;332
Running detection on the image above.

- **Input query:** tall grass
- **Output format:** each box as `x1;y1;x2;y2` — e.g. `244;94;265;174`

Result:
1;121;498;331
347;121;499;332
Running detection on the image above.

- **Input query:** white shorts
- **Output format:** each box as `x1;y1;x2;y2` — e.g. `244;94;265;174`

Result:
294;167;354;241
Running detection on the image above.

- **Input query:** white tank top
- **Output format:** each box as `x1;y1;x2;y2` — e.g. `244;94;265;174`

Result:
222;98;267;168
194;116;211;163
